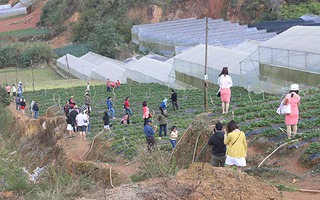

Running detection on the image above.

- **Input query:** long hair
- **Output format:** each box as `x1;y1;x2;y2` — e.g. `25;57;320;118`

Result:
226;120;238;133
159;107;165;115
289;90;299;97
142;101;147;107
218;67;229;77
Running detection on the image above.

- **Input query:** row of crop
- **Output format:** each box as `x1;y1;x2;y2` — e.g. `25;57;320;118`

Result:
0;28;50;38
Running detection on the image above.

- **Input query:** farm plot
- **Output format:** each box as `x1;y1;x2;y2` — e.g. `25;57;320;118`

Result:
0;28;50;38
22;83;320;164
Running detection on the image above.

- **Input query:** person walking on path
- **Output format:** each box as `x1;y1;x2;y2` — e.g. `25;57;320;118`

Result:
169;125;178;149
33;101;39;119
63;101;70;116
283;84;301;139
170;89;178;110
15;96;21;111
76;109;86;140
5;84;11;95
208;121;226;167
103;111;110;131
18;81;23;97
224;120;247;172
107;96;116;119
20;98;26;114
144;119;157;151
84;110;90;134
157;107;168;140
124;97;132;116
142;101;150;126
30;100;35;118
66;113;74;138
70;105;79;133
12;84;16;97
218;67;233;114
84;93;91;114
106;79;111;92
86;83;90;92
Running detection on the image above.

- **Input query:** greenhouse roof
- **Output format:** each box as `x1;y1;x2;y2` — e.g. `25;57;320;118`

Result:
231;40;260;53
260;26;320;54
57;54;96;78
174;44;251;75
91;62;126;82
80;52;124;67
124;57;172;83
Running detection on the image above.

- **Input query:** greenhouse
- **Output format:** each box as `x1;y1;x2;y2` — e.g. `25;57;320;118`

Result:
132;17;276;56
122;56;174;86
91;63;126;83
171;43;256;89
240;26;320;94
0;0;33;18
80;52;124;67
56;54;96;80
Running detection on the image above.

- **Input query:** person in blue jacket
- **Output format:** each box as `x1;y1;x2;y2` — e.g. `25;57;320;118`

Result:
160;98;168;110
144;119;157;151
107;96;116;119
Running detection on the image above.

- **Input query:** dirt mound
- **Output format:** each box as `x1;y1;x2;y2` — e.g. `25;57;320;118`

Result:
82;162;283;200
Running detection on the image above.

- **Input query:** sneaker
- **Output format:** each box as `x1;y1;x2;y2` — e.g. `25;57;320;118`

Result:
159;137;162;140
112;117;116;119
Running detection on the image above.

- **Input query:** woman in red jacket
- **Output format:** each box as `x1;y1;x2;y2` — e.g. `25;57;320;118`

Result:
142;101;150;126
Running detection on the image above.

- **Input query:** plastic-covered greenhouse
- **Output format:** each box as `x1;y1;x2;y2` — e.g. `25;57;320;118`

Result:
91;63;126;83
132;18;276;56
122;56;174;86
171;43;258;89
56;54;96;80
240;26;320;94
0;0;33;18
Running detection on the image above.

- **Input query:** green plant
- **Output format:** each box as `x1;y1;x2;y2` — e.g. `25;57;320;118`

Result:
275;184;296;191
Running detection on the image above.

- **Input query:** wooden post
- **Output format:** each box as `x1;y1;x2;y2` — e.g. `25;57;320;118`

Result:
204;17;209;111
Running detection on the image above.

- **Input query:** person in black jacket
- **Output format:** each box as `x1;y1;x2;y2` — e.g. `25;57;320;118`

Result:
69;106;79;132
32;101;39;119
170;89;178;110
103;111;110;131
208;121;226;167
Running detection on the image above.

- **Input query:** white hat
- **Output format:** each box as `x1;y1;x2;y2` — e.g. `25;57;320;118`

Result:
290;84;299;91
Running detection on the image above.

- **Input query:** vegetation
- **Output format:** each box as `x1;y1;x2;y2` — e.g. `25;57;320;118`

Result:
0;42;54;68
0;28;50;38
0;87;11;106
53;43;90;58
280;2;320;20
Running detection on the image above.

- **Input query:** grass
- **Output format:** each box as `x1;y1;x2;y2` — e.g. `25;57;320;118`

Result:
0;28;50;38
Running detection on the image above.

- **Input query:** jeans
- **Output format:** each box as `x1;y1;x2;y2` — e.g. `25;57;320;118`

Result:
16;103;20;111
106;87;111;92
170;139;177;148
125;108;132;116
34;111;39;119
159;124;167;137
172;101;178;110
108;108;115;118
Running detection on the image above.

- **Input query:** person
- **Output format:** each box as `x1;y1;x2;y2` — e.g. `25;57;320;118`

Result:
169;125;178;149
20;98;26;114
170;89;178;110
160;98;168;111
103;111;110;131
66;113;74;138
76;109;86;140
69;96;75;109
70;105;79;133
157;107;168;140
84;93;91;114
142;101;150;126
224;120;247;172
218;67;233;114
12;84;16;97
116;80;120;88
84;110;90;134
18;81;23;97
144;119;157;151
30;100;35;118
124;97;132;116
208;121;226;167
63;101;70;116
121;113;130;125
283;84;301;139
5;84;11;95
33;101;39;119
86;83;90;92
15;96;21;111
106;79;111;92
107;96;116;119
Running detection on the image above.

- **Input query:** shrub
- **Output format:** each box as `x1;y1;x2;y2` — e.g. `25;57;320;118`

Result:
0;88;11;106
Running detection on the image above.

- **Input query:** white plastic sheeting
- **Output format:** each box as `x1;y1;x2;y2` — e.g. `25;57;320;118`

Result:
123;56;174;86
0;4;11;10
0;7;26;18
56;54;96;80
240;26;320;93
132;18;276;56
172;44;252;87
91;62;126;83
80;52;124;67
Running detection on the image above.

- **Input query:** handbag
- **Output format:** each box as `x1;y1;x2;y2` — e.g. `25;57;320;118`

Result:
276;95;291;115
216;89;221;97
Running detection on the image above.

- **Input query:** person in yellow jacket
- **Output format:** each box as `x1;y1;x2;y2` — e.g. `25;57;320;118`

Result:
224;120;247;172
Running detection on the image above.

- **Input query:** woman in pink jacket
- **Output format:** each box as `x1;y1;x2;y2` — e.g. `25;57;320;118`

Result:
142;101;150;126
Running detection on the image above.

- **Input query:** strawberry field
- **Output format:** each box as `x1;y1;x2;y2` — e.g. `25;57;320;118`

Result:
22;83;320;169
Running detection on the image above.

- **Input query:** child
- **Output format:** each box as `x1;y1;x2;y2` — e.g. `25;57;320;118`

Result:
121;113;130;125
103;111;110;131
170;126;178;149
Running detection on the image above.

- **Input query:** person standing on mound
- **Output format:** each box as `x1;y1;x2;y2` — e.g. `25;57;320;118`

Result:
218;67;233;114
208;121;226;167
283;84;301;139
76;109;86;140
224;120;247;172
